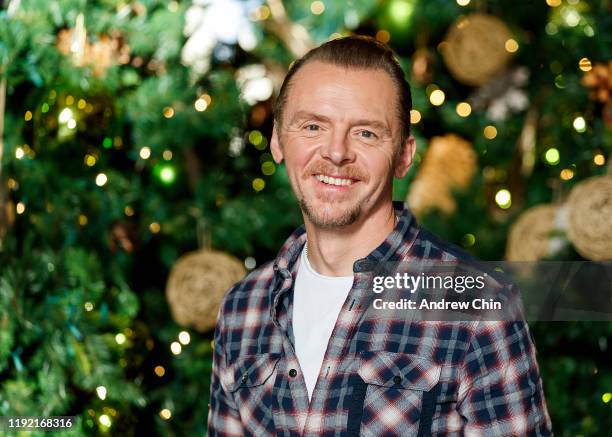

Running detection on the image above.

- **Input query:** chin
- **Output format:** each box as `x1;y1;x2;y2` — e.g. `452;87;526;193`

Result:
300;198;362;228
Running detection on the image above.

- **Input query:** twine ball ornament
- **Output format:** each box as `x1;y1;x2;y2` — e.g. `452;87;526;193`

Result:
505;204;558;261
566;175;612;261
441;13;512;86
407;134;476;218
166;250;246;332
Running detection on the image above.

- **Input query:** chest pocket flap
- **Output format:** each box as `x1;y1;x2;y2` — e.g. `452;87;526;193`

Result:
358;351;441;391
226;353;281;392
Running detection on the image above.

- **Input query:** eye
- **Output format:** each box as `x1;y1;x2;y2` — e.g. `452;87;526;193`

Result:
304;124;320;131
359;130;377;139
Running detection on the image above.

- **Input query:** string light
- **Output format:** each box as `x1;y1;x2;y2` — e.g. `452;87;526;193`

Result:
456;0;470;6
124;206;135;216
84;302;94;311
560;168;574;180
95;173;108;186
461;233;476;247
456;102;471;117
484;125;498;139
194;97;208;112
96;386;107;400
84;154;97;167
563;8;580;27
24;111;33;121
65;95;75;105
163;107;175;118
261;161;276;175
59;108;73;123
248;130;264;147
67;119;77;129
158;165;176;184
154;365;166;377
160;409;172;420
244;257;256;269
546;0;561;6
139;146;152;159
579;58;592;72
593;153;605;166
115;333;126;345
16;202;26;214
149;222;161;233
99;414;111;428
15;147;25;160
504;39;519;53
544;148;560;165
410;109;421;124
573;116;586;132
170;341;182;355
429;89;445;106
495;189;512;209
78;215;88;226
103;138;113;149
178;331;191;345
310;1;325;15
78;99;87;109
163;150;173;160
252;178;265;192
603;393;612;403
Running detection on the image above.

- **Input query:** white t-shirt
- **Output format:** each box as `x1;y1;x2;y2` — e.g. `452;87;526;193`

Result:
293;242;353;401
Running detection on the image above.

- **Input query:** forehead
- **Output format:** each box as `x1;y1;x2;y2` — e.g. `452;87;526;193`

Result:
284;61;399;126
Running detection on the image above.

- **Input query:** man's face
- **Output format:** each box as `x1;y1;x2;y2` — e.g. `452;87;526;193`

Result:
271;61;415;229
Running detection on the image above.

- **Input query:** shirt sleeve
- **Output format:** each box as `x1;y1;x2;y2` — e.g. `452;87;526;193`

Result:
457;318;553;436
207;301;243;437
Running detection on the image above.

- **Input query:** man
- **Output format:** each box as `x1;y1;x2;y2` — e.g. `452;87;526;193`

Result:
207;36;552;436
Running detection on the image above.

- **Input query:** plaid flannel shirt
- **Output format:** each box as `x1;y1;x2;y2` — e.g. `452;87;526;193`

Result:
207;201;553;436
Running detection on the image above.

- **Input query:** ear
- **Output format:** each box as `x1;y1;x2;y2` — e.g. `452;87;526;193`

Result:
270;124;284;164
394;135;416;178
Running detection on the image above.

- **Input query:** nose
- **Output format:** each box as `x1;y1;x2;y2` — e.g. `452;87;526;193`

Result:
320;128;355;165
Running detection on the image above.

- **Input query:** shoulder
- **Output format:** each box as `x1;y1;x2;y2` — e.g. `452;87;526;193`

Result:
217;259;277;319
413;226;513;289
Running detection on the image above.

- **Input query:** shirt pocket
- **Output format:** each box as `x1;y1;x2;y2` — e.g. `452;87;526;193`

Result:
226;353;281;392
223;352;281;435
347;351;442;437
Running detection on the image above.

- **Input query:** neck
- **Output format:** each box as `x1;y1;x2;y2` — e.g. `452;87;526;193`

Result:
304;201;397;276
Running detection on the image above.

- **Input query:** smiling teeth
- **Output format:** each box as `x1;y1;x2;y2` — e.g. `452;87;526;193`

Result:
316;174;353;186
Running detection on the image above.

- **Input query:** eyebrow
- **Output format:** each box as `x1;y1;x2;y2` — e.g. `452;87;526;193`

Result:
288;111;392;136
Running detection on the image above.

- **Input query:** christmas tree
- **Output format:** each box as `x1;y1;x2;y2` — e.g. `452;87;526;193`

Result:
1;0;610;435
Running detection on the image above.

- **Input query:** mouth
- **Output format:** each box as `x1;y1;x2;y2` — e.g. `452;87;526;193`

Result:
314;174;358;187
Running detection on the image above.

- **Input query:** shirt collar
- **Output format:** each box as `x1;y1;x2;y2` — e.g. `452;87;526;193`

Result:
272;200;419;278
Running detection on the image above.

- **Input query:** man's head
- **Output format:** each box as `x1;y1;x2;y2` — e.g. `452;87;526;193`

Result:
271;35;416;229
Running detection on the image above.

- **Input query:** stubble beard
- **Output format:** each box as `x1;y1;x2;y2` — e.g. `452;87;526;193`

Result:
297;194;363;229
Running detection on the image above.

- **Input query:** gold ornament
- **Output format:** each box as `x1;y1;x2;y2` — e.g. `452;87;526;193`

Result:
582;61;612;127
166;250;246;333
582;61;612;104
441;13;512;86
505;204;559;261
56;27;129;77
407;134;476;218
567;175;612;261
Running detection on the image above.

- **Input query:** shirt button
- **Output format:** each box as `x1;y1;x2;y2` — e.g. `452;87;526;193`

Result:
241;373;248;383
393;375;402;385
289;368;298;378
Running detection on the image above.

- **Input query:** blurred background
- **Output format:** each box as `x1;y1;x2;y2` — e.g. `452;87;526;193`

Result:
1;0;611;435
